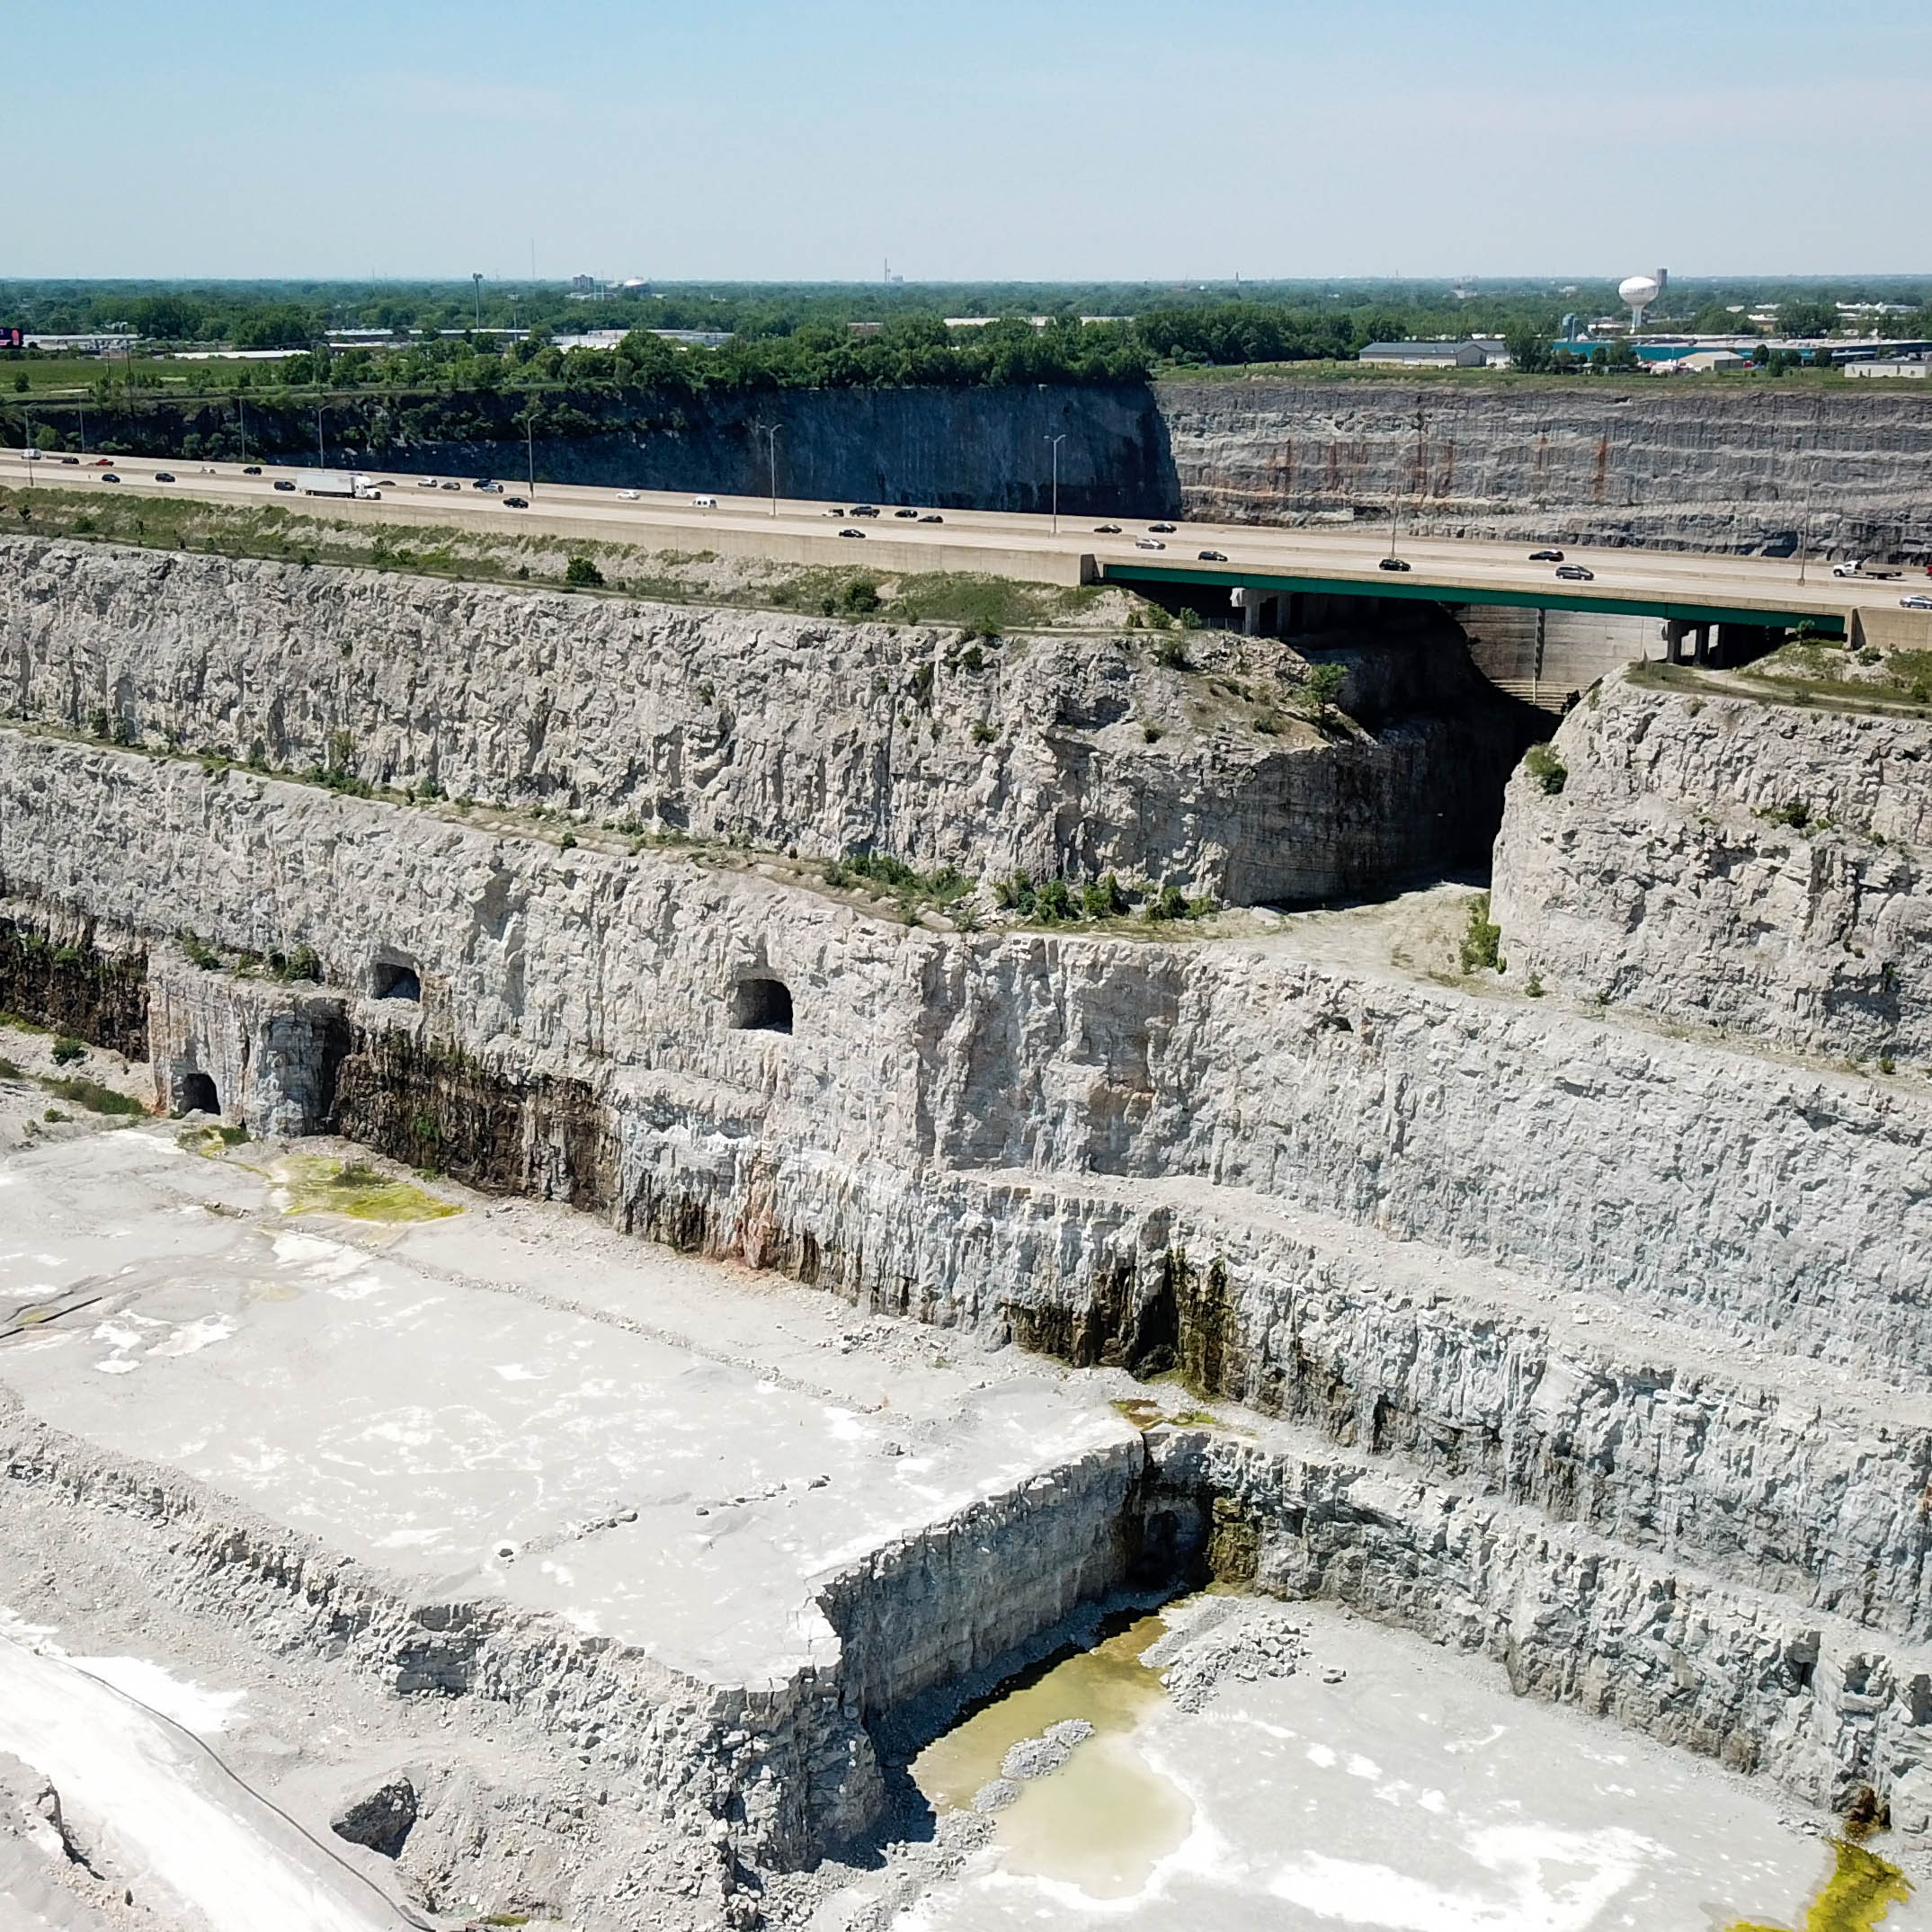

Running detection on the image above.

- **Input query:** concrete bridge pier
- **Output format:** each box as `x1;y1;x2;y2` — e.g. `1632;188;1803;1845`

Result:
1235;585;1284;637
1660;619;1715;664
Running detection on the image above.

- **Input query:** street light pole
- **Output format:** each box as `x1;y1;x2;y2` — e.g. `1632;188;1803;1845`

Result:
236;396;245;465
316;406;325;469
526;414;536;501
1045;432;1065;534
473;273;484;327
752;423;782;517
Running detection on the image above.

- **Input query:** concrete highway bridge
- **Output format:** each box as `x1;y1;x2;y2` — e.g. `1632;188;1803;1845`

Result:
7;450;1926;658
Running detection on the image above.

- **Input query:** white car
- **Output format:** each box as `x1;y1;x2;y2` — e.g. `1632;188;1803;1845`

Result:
1135;537;1166;551
618;490;640;502
416;477;441;488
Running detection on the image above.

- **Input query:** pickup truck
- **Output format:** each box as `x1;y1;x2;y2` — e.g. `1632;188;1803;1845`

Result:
1833;558;1902;580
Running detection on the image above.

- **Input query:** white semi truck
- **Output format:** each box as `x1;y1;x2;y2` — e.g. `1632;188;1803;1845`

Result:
301;470;382;500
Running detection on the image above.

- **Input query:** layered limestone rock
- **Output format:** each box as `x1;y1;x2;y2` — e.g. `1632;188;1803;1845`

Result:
0;1390;877;1874
5;733;1928;1377
66;378;1932;560
0;539;1527;907
1491;669;1932;1061
1151;1424;1932;1815
12;696;1932;1824
1160;377;1932;555
8;732;1932;1629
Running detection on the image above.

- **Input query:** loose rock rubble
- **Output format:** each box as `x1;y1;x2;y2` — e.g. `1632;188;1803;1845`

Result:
1146;1598;1306;1714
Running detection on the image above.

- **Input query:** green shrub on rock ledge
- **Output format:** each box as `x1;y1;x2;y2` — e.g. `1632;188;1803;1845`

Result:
1523;744;1568;795
1459;894;1504;975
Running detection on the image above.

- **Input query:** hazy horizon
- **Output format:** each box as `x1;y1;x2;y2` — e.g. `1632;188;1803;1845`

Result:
8;0;1930;281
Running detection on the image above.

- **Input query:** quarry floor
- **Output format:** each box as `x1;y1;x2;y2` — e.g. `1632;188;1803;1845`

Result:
871;1598;1931;1932
0;1106;1128;1688
0;1037;1924;1931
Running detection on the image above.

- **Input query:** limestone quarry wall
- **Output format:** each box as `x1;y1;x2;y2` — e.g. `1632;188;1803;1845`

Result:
1159;377;1932;555
0;538;1524;905
54;378;1932;558
0;1393;878;1871
5;732;1929;1379
11;728;1932;1666
13;651;1932;1812
1491;671;1932;1062
814;1438;1146;1722
1153;1427;1932;1816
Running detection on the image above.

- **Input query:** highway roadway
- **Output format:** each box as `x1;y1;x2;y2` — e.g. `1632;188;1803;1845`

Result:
5;449;1928;631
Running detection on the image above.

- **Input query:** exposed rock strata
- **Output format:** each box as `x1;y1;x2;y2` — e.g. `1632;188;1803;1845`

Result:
1151;1425;1932;1817
0;538;1526;905
51;378;1932;559
4;734;1924;1367
7;735;1932;1638
0;1391;876;1874
1491;670;1932;1060
11;658;1932;1840
1160;378;1932;556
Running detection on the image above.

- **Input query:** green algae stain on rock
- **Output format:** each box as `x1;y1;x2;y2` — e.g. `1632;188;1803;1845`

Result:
1729;1838;1911;1932
273;1155;461;1224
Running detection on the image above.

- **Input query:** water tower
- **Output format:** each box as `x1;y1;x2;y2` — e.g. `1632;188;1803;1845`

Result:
1618;269;1668;331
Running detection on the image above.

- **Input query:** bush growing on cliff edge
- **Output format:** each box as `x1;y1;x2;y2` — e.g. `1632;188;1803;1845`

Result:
993;870;1037;915
1035;879;1075;922
1523;743;1568;796
1304;663;1349;722
177;929;221;971
1082;874;1127;919
1459;895;1503;975
267;945;322;984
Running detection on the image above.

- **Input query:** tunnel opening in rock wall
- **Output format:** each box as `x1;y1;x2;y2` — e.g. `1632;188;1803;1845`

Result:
733;976;794;1034
176;1070;219;1117
370;961;421;1002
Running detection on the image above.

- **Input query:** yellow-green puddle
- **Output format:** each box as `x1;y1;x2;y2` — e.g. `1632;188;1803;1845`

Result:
910;1613;1189;1898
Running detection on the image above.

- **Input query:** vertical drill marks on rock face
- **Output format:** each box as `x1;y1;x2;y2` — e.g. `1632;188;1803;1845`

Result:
0;537;1534;913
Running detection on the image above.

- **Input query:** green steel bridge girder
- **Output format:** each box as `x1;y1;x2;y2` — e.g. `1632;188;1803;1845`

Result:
1099;562;1847;637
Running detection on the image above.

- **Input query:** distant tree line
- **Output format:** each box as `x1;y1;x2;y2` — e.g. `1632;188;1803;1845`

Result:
4;278;1927;411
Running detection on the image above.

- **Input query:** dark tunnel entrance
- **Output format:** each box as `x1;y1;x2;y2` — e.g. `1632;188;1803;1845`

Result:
733;977;794;1034
178;1071;220;1117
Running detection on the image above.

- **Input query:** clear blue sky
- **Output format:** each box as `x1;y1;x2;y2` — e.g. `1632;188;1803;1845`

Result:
6;0;1928;281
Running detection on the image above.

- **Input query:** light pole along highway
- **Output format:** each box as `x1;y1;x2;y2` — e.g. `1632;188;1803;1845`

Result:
752;422;783;517
1045;432;1066;535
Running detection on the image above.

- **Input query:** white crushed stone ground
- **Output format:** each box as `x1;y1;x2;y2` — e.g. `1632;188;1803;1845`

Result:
0;1632;414;1932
